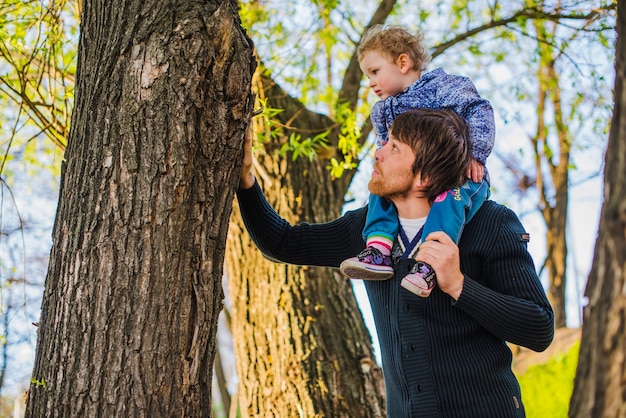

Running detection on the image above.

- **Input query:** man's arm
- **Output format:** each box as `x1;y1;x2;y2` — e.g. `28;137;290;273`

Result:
421;202;554;352
237;131;367;268
457;204;554;352
237;182;367;268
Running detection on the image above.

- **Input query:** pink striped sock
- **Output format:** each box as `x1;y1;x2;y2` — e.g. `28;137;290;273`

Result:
366;237;393;256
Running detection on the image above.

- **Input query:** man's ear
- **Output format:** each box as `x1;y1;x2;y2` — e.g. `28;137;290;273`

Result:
414;173;431;190
397;53;413;74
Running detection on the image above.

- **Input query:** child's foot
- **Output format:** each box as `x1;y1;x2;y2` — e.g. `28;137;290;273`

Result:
340;247;393;280
401;261;436;297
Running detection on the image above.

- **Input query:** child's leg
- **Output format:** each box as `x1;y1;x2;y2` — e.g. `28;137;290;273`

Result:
421;179;490;244
362;194;398;254
340;194;397;280
401;179;490;297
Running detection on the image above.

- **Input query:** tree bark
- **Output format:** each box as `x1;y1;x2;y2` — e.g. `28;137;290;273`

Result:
569;1;626;416
25;1;255;416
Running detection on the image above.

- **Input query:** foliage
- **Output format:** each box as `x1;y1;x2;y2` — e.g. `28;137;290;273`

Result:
0;0;77;398
518;341;580;418
279;130;329;161
254;97;285;144
0;0;79;177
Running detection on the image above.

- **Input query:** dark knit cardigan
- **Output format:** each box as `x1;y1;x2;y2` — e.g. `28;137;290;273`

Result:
237;181;554;418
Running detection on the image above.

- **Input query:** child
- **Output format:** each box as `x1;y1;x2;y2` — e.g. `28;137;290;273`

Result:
339;24;494;297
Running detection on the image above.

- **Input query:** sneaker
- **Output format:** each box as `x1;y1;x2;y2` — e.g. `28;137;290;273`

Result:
401;261;436;297
340;247;394;280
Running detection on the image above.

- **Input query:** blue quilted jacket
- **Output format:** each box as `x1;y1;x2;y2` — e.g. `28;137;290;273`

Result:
372;67;495;165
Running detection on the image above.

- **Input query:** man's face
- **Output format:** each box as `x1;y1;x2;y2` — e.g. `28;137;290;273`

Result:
368;133;418;199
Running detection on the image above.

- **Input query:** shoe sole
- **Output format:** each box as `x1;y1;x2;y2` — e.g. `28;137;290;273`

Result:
401;277;434;297
340;260;394;281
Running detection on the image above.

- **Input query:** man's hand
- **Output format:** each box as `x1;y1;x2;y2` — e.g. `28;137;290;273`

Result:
466;159;484;183
239;129;255;189
416;231;464;300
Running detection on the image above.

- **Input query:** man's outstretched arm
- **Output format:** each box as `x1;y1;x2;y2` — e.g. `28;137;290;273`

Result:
237;131;368;269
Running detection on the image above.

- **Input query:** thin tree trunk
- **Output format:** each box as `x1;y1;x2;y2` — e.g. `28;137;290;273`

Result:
26;1;255;416
214;348;232;415
532;16;569;328
569;1;626;415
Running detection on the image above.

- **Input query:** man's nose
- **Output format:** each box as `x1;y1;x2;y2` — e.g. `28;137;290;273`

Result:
374;146;383;161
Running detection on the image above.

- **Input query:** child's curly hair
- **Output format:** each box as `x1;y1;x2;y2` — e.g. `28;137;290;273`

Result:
358;24;431;72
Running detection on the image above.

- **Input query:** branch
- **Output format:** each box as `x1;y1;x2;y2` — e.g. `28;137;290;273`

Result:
337;0;397;144
430;5;616;59
258;66;338;137
338;0;397;109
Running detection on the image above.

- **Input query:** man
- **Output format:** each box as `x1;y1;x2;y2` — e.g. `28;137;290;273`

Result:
237;108;554;417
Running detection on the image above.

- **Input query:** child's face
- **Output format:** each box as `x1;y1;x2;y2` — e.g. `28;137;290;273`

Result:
360;50;411;100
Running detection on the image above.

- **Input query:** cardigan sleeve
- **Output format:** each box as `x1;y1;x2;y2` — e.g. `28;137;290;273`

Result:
236;180;367;268
453;203;555;352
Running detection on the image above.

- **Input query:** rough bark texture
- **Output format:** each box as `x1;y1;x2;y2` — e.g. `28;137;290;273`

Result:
25;1;255;416
569;2;626;416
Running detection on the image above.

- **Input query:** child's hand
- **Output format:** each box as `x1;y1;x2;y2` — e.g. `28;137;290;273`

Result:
467;159;484;183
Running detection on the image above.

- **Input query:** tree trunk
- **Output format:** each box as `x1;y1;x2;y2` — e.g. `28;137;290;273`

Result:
542;57;570;329
532;15;570;328
569;1;626;416
25;1;255;416
224;73;386;416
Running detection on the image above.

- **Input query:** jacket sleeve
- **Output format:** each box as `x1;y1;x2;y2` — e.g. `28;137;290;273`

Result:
370;100;389;146
454;204;555;352
236;180;367;268
437;74;495;165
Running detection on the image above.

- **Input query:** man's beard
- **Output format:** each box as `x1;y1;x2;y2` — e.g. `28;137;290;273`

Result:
367;176;388;196
368;169;413;198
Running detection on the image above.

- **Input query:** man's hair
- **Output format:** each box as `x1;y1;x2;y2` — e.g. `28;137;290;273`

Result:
390;108;472;202
358;24;431;72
